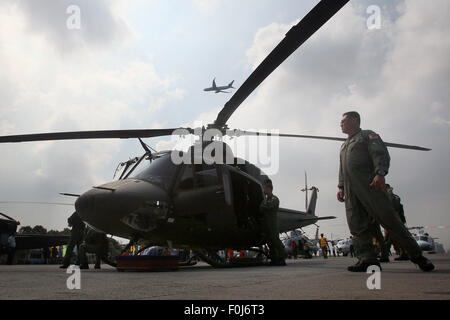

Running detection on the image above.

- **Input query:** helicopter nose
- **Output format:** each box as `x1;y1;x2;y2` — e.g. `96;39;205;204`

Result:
75;179;170;234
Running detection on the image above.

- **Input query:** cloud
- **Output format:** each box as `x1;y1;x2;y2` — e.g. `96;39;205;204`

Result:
193;0;221;14
0;1;185;230
12;0;132;53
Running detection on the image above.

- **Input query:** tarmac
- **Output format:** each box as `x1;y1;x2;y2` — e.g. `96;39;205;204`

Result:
0;253;449;300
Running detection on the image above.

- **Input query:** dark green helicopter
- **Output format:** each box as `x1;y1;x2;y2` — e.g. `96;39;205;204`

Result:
0;0;430;266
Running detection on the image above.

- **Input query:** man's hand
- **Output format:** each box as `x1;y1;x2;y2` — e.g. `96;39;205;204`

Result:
370;174;386;190
337;188;345;202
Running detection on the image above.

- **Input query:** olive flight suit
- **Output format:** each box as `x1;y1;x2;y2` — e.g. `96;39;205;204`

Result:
61;212;86;267
369;220;390;260
339;129;422;262
260;194;286;264
79;228;114;269
384;192;408;258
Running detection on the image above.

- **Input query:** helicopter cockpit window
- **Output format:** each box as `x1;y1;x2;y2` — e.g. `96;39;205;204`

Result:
177;165;194;191
176;164;220;191
130;153;177;190
194;164;219;188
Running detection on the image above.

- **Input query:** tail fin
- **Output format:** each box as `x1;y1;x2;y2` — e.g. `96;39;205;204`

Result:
300;171;309;210
306;186;318;216
304;171;308;210
314;225;319;241
228;80;234;88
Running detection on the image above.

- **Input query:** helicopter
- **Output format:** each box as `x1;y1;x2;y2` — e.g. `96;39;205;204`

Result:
282;227;319;258
0;212;69;259
0;0;431;267
281;173;324;258
408;226;439;253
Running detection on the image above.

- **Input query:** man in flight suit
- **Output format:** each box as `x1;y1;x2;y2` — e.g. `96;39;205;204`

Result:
369;219;391;263
384;184;409;261
60;212;86;268
260;179;286;266
336;111;434;272
79;227;116;269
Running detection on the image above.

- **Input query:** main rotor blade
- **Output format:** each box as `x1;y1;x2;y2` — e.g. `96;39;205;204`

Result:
234;130;431;151
299;216;336;222
0;201;74;206
0;212;18;221
0;128;187;143
214;0;350;127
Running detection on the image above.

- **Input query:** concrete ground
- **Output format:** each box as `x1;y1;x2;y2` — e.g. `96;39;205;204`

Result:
0;253;449;300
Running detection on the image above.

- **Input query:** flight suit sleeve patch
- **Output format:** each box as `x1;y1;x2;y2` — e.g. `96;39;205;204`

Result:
369;133;379;139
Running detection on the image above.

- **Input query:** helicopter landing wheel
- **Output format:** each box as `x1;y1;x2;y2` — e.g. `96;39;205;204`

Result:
194;249;232;268
194;248;269;268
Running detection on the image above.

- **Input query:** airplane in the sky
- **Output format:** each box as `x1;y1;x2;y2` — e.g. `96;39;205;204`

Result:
203;78;235;93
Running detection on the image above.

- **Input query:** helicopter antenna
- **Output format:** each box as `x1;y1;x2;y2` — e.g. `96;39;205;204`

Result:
305;171;308;210
300;171;308;210
113;157;139;180
113;139;156;180
113;162;123;179
59;193;80;198
300;171;316;211
138;138;156;154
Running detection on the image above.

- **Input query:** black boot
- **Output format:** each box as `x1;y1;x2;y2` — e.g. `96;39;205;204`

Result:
347;259;381;272
410;256;435;272
270;259;287;266
394;255;409;261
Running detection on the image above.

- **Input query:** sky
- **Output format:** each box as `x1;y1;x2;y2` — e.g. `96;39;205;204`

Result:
0;0;449;250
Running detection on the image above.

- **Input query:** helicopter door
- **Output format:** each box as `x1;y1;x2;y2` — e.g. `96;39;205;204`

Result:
227;169;264;229
172;164;228;222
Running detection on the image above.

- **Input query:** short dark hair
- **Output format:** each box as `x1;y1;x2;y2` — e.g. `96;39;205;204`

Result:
263;178;273;190
343;111;360;125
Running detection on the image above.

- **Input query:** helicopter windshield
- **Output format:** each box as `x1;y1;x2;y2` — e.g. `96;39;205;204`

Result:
130;153;177;190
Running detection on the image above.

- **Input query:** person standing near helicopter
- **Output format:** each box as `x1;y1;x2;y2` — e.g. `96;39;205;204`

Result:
337;111;434;272
60;212;85;268
260;179;286;266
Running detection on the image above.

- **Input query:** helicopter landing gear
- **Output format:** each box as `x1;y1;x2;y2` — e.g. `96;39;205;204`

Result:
178;249;198;266
120;239;136;255
194;248;269;268
194;249;232;268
